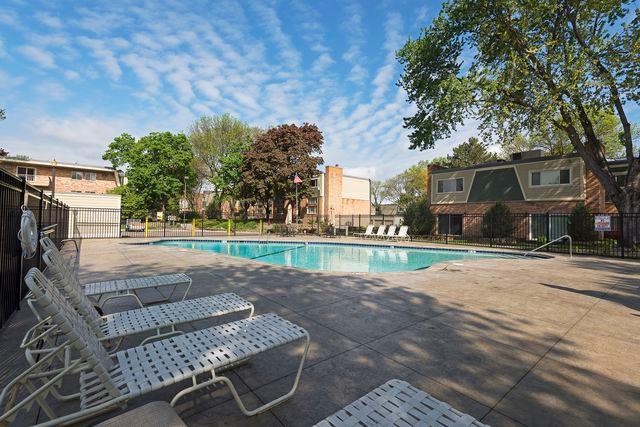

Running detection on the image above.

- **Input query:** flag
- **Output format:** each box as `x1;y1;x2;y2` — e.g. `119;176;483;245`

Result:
293;174;302;183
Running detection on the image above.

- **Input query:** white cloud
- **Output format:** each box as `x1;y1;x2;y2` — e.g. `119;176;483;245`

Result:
77;37;122;80
36;12;62;29
18;45;55;68
64;70;80;80
36;81;67;101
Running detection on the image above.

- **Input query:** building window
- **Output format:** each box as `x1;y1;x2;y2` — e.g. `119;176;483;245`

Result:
310;178;318;188
71;171;83;180
307;206;317;214
437;178;464;193
437;214;463;235
308;197;318;205
530;169;570;186
86;172;97;181
16;167;36;181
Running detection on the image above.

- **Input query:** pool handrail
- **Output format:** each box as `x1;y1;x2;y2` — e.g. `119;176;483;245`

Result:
524;234;572;259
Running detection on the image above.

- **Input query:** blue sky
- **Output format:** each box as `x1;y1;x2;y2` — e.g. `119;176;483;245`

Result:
2;0;476;179
4;1;636;180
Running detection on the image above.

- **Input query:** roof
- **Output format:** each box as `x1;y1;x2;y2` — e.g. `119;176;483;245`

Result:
0;157;118;173
431;153;630;174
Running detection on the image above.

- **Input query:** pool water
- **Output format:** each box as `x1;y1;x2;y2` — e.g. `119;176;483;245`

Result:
151;240;522;273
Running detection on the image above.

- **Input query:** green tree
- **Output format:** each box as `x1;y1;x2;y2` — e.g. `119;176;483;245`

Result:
382;160;430;211
439;137;498;168
398;0;640;245
568;202;595;241
240;123;324;221
0;108;5;121
481;203;514;238
371;180;386;213
403;196;436;235
103;132;197;213
501;112;640;158
187;114;259;207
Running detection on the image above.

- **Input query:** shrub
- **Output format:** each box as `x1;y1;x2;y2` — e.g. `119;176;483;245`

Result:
482;202;514;238
403;197;436;235
568;202;595;241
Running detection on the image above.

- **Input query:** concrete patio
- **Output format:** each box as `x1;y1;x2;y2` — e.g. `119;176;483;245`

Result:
1;237;639;426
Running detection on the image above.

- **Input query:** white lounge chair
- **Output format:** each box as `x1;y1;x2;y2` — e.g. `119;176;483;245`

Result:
0;268;310;427
372;225;386;239
390;225;409;241
40;236;192;308
353;225;374;238
314;379;487;426
383;225;397;239
23;248;254;357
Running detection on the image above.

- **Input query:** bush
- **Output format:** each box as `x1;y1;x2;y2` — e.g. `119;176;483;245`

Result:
568;202;594;241
482;202;514;238
403;197;436;235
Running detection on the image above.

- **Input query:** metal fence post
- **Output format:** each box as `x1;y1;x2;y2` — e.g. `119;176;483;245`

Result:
201;215;204;237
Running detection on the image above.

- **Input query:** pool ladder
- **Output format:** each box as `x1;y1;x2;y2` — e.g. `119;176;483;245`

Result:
524;234;572;259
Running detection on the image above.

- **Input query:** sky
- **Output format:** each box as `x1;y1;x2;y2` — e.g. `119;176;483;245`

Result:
1;0;486;180
6;1;637;180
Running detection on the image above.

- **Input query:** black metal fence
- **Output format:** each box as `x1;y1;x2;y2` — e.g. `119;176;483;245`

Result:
0;169;70;327
418;212;640;259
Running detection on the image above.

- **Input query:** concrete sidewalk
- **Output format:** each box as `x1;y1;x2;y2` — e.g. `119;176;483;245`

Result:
1;238;638;426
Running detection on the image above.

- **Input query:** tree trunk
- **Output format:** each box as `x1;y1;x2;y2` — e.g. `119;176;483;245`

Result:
617;186;640;248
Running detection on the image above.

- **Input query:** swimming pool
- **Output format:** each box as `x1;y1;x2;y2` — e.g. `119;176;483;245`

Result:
150;240;523;273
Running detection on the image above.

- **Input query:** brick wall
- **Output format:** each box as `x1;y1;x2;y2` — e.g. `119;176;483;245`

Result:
323;165;343;217
430;201;583;215
51;168;118;194
0;163;118;194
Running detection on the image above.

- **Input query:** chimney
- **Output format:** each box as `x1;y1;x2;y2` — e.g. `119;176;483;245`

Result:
511;149;542;161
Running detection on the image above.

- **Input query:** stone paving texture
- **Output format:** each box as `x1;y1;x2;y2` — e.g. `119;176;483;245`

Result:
0;237;638;426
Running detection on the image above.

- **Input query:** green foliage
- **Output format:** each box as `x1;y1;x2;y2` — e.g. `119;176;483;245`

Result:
0;108;5;121
201;219;259;231
382;160;430;210
240;123;323;217
568;202;595;241
188;114;258;202
10;154;30;160
108;185;147;219
482;203;514;238
0;148;7;157
397;0;639;214
403;196;436;235
103;132;197;212
435;137;498;168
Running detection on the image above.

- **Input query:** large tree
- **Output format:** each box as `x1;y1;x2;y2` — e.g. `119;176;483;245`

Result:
103;132;197;213
398;0;640;245
240;123;323;221
382;160;430;211
435;137;498;168
0;108;5;121
501;111;640;158
371;180;386;213
187;114;259;208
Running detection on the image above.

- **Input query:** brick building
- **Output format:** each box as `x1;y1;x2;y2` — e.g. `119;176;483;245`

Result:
0;158;123;195
306;165;371;220
429;150;628;236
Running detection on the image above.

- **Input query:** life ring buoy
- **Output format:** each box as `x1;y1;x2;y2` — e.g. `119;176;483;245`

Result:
18;208;38;259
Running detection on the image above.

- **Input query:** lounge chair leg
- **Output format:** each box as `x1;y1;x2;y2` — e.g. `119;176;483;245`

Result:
170;332;310;416
99;293;144;309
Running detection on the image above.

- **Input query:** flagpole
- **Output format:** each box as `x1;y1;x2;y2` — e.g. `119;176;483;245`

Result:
295;181;298;224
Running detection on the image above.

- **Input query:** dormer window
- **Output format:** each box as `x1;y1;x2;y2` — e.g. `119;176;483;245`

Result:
437;178;464;193
530;169;570;186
